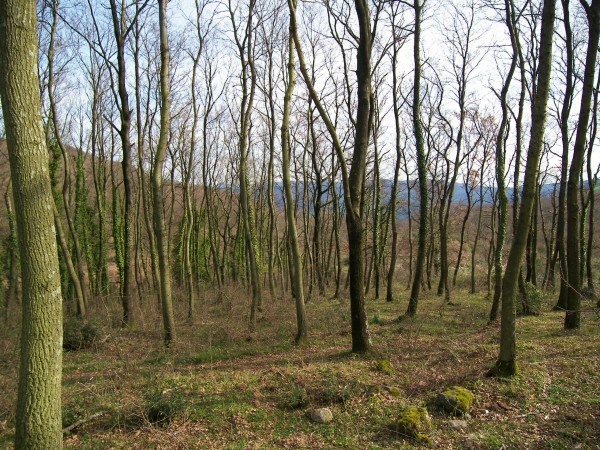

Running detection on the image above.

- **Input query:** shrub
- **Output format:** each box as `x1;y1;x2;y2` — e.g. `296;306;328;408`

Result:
145;389;185;425
63;316;102;351
371;313;384;325
519;282;544;316
278;383;309;410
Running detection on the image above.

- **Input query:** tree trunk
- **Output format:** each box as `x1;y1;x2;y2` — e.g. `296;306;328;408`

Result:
288;0;372;352
406;0;428;318
489;0;555;377
0;0;63;445
554;0;575;310
564;0;600;329
489;0;518;323
109;0;134;327
584;65;599;294
153;0;176;345
281;27;307;343
386;33;402;301
3;181;18;315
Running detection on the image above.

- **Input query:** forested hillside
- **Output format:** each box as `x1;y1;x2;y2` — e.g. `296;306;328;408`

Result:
0;0;599;447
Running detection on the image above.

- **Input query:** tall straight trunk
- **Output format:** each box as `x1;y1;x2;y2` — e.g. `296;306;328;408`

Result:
542;182;558;288
530;182;539;286
231;0;261;330
331;160;342;299
585;66;599;294
288;0;372;352
564;0;600;329
345;0;373;351
454;186;474;287
406;0;428;317
554;0;575;309
281;28;307;343
133;2;159;294
386;46;402;301
53;204;86;317
579;176;588;282
487;191;498;296
0;0;63;446
439;21;472;300
265;43;277;298
153;0;175;345
405;165;414;289
489;0;555;377
47;0;89;312
489;0;519;323
371;135;382;299
184;6;206;315
90;76;109;296
109;0;135;326
309;107;325;296
471;176;485;294
544;182;558;288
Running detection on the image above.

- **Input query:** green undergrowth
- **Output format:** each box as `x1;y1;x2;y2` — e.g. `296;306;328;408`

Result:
0;287;598;448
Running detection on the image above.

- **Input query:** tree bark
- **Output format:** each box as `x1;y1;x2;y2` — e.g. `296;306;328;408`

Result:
281;25;307;343
406;0;428;317
153;0;176;345
0;0;63;445
489;0;555;377
288;0;372;352
554;0;575;310
109;0;135;326
564;0;600;329
489;0;518;323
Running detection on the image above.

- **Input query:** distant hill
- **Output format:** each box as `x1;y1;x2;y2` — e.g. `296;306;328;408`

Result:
271;178;576;220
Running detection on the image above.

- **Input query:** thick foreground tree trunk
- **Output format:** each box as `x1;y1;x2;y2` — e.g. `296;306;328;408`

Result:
0;1;64;446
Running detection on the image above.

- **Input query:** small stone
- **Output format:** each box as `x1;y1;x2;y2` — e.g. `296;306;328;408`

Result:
448;419;468;430
310;407;333;423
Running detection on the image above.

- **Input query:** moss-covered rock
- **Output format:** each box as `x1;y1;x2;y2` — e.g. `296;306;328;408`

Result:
435;386;474;415
374;359;393;375
393;406;431;442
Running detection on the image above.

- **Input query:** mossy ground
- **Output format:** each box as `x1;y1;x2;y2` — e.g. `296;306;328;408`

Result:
0;285;599;448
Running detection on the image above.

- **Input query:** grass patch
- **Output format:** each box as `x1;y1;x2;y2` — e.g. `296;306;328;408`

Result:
0;286;598;448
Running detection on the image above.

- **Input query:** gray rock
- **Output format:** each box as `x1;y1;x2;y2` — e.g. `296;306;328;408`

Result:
310;407;333;423
448;419;468;430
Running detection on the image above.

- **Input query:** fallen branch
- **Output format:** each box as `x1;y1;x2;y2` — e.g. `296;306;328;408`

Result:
63;411;106;434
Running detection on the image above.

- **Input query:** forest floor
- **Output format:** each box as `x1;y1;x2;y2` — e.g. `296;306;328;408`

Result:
0;284;599;449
